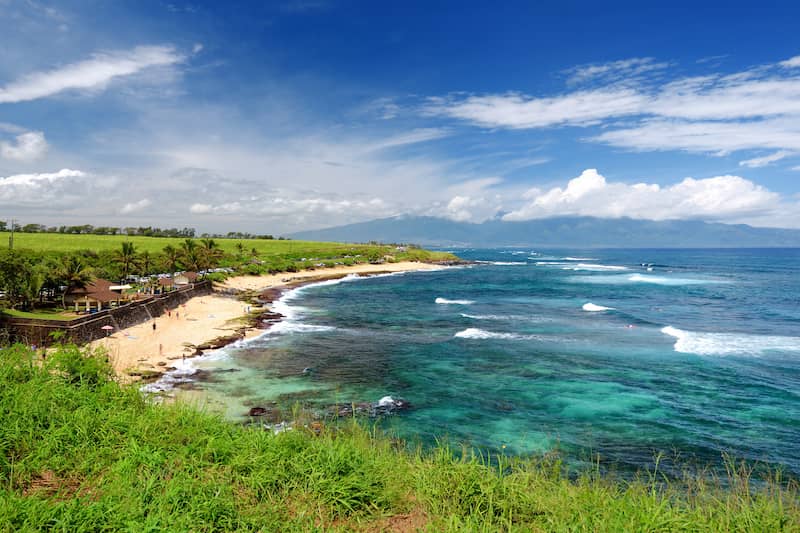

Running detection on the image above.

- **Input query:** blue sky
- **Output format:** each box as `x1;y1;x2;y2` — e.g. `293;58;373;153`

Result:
1;0;799;232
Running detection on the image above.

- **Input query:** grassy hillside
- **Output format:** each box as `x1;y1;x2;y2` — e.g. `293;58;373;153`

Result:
1;344;797;532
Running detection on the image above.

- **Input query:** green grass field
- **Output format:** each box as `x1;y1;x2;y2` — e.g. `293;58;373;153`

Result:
0;232;454;262
0;231;374;255
1;343;798;532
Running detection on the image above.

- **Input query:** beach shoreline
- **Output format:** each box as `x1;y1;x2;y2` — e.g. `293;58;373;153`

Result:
91;261;446;381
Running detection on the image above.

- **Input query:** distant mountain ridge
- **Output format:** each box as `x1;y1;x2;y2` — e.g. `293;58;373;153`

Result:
289;216;800;247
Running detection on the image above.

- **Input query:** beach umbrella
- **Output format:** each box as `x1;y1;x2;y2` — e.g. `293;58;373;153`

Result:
101;325;114;337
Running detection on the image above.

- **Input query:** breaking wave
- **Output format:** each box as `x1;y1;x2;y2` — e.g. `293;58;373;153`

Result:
661;326;800;356
436;297;475;305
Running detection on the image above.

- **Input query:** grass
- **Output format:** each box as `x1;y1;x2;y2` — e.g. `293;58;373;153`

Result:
0;343;798;531
2;309;75;321
0;232;453;262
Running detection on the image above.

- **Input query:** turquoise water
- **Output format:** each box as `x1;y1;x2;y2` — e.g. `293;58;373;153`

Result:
159;249;800;475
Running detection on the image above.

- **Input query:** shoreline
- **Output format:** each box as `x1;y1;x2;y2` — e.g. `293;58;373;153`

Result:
91;261;447;382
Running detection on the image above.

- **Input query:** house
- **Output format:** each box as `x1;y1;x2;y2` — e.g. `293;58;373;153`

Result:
173;271;199;286
65;279;127;312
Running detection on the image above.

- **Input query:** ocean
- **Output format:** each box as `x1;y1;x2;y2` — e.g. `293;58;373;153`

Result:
153;248;800;476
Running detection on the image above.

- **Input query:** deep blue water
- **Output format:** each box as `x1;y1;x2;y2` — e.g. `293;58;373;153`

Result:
163;249;800;475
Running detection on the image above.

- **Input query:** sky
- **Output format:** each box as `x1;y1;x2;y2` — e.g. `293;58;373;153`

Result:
1;0;800;233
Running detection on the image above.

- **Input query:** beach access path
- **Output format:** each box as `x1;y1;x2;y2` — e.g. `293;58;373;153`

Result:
91;261;443;380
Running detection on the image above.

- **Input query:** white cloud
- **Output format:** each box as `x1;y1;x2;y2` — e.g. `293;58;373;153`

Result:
0;45;183;103
0;131;48;161
502;169;796;226
189;203;212;214
565;57;670;85
427;88;647;129
780;56;800;68
120;198;152;214
0;168;89;206
370;127;450;149
592;118;800;154
428;56;800;155
739;150;794;168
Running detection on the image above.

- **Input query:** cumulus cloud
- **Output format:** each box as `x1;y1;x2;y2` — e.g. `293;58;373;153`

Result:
0;168;89;206
120;198;152;214
0;45;183;103
0;131;48;161
739;150;794;168
427;56;800;155
501;169;793;225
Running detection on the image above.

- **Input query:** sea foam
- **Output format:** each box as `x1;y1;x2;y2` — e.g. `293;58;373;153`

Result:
454;328;521;340
564;263;629;271
582;302;615;312
661;326;800;356
436;297;475;305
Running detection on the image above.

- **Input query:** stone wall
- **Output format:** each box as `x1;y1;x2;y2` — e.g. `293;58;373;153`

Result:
2;281;214;346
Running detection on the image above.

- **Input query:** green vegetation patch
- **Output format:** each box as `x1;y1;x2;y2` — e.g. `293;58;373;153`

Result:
1;344;798;531
2;309;75;321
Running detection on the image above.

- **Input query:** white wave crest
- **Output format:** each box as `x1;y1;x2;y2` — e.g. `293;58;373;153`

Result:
454;328;521;340
475;261;528;266
564;263;629;271
627;274;719;286
436;297;475;305
661;326;800;356
570;274;723;286
582;302;615;312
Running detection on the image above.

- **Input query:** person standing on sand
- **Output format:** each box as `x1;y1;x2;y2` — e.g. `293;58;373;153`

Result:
152;321;157;333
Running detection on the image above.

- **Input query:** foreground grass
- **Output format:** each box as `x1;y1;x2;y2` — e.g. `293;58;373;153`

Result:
1;345;797;532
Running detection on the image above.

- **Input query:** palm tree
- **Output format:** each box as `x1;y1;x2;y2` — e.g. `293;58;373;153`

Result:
54;255;94;309
200;238;224;271
139;251;154;276
162;245;182;277
19;268;45;311
180;239;203;272
113;242;139;280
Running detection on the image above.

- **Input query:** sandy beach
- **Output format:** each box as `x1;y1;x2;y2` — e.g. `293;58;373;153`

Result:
91;261;443;380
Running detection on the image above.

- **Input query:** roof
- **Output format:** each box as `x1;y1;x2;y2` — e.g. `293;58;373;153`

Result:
86;290;122;303
158;278;175;286
67;278;114;296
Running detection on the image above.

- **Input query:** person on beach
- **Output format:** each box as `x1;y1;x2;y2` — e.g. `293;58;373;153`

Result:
152;322;157;333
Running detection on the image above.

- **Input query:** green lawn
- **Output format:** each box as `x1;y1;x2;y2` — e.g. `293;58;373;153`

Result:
3;308;75;321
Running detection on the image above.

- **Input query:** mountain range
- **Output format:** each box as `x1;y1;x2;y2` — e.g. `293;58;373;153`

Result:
289;216;800;248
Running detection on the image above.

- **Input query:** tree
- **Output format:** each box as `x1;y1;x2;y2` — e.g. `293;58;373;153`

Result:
139;251;154;276
200;238;224;271
113;242;139;280
0;251;34;309
235;242;245;260
180;239;203;272
162;245;182;277
53;255;94;309
18;267;45;310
